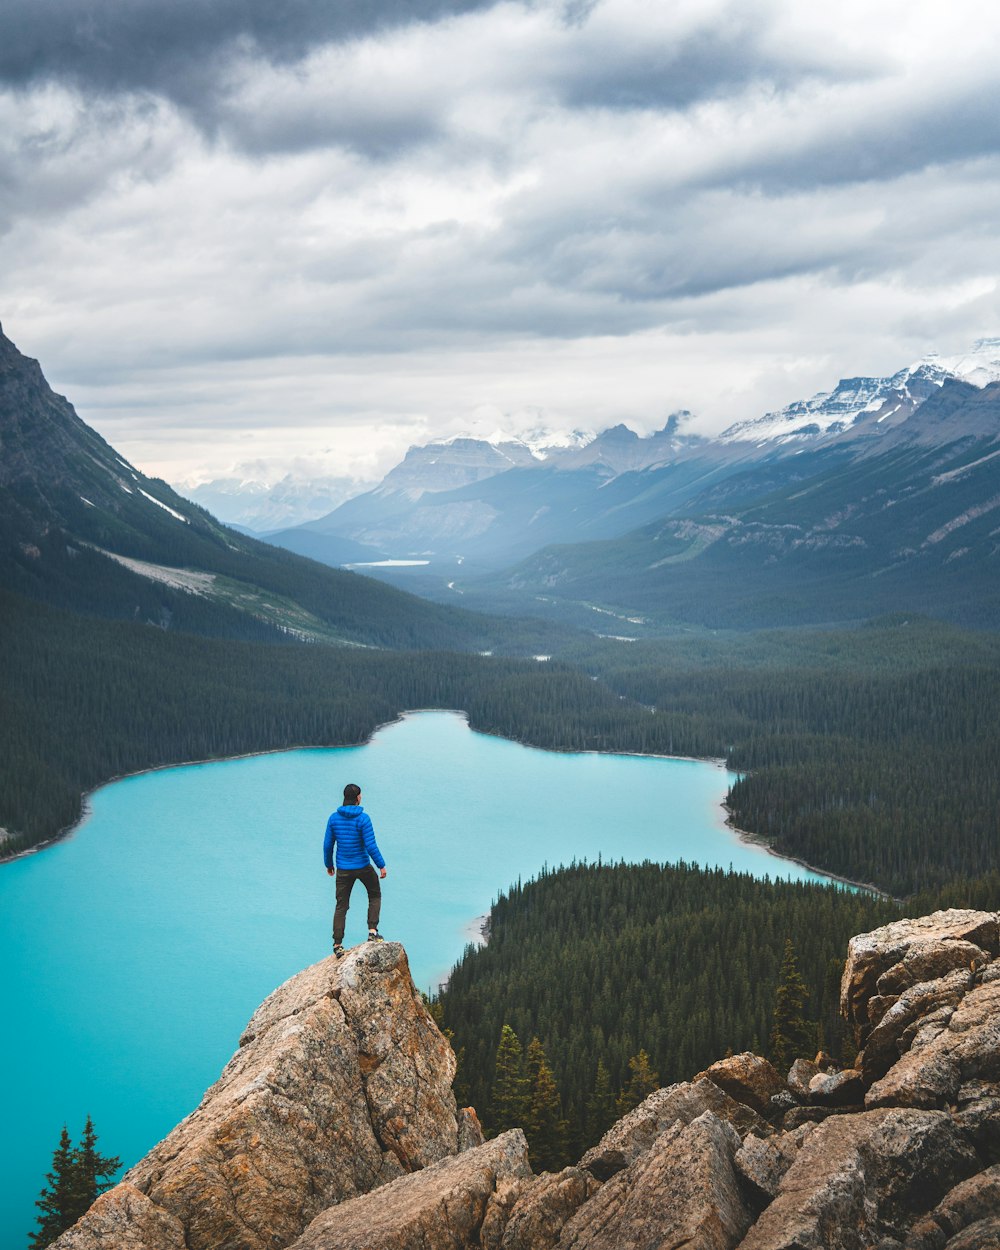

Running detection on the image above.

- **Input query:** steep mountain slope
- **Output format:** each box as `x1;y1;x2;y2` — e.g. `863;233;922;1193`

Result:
0;325;558;652
484;380;1000;629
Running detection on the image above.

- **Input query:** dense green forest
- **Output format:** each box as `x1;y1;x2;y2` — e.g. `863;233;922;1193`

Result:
4;593;999;904
0;589;715;856
564;621;1000;897
436;861;904;1161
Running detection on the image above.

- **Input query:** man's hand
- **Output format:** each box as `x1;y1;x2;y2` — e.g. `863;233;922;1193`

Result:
380;867;387;879
327;867;334;876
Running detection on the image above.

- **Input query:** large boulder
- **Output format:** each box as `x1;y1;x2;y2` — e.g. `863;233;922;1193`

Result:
50;942;462;1250
865;978;1000;1108
578;1078;769;1182
696;1054;787;1119
45;1184;186;1250
736;1108;979;1250
807;1068;865;1107
906;1163;1000;1249
840;911;998;1048
786;1059;821;1101
288;1130;532;1250
734;1126;815;1204
559;1110;752;1250
858;968;974;1085
488;1167;598;1250
864;977;1000;1164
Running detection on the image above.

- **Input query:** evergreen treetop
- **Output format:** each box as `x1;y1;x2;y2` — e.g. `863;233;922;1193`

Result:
490;1024;530;1136
30;1117;121;1248
769;938;815;1073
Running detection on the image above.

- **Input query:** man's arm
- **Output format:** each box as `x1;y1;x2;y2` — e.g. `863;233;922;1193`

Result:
361;813;386;871
323;816;336;874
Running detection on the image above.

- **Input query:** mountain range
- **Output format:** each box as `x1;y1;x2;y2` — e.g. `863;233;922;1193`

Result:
4;322;999;640
207;338;1000;542
177;472;374;533
262;341;1000;631
0;324;562;654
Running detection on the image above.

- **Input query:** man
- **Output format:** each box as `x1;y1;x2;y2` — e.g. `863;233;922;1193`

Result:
323;782;387;957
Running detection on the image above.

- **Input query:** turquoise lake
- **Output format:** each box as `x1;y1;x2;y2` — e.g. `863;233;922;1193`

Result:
0;710;828;1246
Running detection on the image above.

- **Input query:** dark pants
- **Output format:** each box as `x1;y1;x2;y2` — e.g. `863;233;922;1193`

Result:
333;866;381;944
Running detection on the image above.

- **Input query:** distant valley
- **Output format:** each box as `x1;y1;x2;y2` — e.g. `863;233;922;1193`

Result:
2;321;999;903
258;341;1000;632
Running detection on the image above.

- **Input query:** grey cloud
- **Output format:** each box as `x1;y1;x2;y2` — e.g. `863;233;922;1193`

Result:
214;96;442;161
0;0;881;166
553;24;854;113
0;0;500;100
715;90;1000;196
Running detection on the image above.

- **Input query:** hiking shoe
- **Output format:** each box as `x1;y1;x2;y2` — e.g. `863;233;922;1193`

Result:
333;943;345;959
368;930;384;942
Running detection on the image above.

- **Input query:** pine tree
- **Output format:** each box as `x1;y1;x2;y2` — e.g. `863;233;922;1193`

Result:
30;1126;77;1249
584;1058;617;1145
490;1025;530;1135
72;1115;121;1217
30;1118;121;1248
770;938;814;1073
615;1050;660;1116
524;1038;569;1172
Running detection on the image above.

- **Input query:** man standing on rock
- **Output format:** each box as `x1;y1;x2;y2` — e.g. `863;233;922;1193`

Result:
324;783;387;957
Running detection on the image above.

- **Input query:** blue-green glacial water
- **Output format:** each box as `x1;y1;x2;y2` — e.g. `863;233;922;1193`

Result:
0;710;828;1246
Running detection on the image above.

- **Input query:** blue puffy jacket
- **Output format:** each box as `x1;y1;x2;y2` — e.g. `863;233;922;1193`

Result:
323;805;385;872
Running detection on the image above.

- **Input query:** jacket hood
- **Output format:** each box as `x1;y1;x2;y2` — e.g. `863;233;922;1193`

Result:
336;805;364;817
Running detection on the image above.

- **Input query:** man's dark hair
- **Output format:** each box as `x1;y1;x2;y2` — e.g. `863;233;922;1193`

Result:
343;783;361;804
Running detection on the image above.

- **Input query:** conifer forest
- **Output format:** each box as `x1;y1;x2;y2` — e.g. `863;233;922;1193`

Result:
4;589;999;1181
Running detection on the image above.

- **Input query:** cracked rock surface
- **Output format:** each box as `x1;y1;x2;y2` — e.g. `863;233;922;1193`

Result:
289;1130;532;1250
736;1108;978;1249
562;1109;752;1250
50;942;460;1250
50;913;1000;1250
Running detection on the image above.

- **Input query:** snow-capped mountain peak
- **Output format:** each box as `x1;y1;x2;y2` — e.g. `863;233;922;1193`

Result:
922;337;1000;388
720;339;1000;446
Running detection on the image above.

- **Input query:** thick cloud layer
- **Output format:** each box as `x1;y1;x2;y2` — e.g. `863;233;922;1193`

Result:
0;0;498;97
2;0;999;483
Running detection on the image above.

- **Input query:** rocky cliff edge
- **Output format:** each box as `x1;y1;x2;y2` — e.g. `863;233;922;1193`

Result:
52;912;1000;1250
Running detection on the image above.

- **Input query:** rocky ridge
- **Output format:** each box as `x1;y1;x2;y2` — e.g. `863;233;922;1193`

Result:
53;911;1000;1250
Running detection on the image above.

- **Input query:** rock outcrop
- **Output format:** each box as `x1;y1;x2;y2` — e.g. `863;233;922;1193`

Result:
54;911;1000;1250
51;942;469;1250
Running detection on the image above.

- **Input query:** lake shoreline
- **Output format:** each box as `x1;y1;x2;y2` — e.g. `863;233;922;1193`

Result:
1;706;733;865
444;811;887;995
2;706;864;905
722;811;893;899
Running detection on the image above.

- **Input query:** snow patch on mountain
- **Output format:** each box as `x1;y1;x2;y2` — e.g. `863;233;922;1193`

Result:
101;550;215;593
442;426;595;459
930;337;1000;387
720;338;1000;445
139;488;189;523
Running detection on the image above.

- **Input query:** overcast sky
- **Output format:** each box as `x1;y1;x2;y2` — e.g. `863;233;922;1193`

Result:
3;0;1000;487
